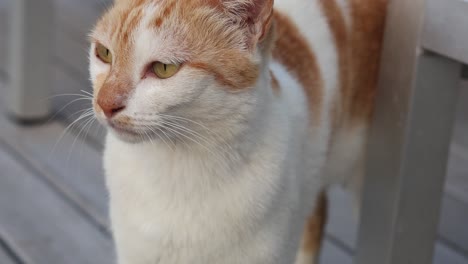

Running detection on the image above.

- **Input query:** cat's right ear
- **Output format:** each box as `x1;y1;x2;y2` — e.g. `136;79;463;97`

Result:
222;0;275;49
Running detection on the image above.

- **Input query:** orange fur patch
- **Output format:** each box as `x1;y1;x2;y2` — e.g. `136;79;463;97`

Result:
154;0;176;27
272;11;323;122
319;0;350;130
347;0;388;124
189;57;259;90
301;191;328;253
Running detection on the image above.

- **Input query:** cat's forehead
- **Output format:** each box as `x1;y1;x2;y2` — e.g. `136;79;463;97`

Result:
93;0;221;43
92;0;247;61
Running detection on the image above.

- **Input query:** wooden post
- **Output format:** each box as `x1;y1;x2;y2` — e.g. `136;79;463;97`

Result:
8;0;54;122
355;0;462;263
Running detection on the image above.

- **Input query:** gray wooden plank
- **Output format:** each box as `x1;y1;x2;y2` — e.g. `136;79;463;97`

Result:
52;63;105;145
434;244;468;264
0;229;31;264
54;0;106;81
0;80;109;232
0;0;8;75
423;0;468;65
327;186;468;262
55;28;91;82
319;239;353;264
438;194;468;255
0;141;114;264
316;239;468;264
445;144;468;209
326;187;357;249
0;0;100;82
57;0;104;39
0;245;17;264
0;1;104;144
452;81;468;152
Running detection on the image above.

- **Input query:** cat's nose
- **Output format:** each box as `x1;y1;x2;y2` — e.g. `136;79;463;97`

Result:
96;75;130;119
97;97;126;119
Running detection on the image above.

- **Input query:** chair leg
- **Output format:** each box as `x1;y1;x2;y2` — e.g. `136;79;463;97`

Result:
8;0;54;122
356;52;461;264
462;64;468;79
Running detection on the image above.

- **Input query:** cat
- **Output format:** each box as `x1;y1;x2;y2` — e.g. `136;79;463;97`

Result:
89;0;387;263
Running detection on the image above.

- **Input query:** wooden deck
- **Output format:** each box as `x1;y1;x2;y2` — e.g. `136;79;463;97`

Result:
0;0;467;263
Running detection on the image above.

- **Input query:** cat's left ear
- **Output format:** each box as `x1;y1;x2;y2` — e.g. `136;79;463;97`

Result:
223;0;275;48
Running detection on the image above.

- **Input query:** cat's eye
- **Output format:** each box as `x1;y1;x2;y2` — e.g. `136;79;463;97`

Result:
96;43;112;64
152;62;180;79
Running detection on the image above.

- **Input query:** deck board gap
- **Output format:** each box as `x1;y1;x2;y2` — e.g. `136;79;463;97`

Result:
437;235;468;260
325;234;355;256
0;137;110;237
0;229;29;264
0;237;24;264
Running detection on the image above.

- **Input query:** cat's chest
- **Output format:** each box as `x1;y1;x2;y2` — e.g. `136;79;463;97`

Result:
105;134;289;220
104;144;297;264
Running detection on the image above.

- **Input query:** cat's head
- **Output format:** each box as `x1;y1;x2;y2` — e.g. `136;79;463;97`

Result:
90;0;275;144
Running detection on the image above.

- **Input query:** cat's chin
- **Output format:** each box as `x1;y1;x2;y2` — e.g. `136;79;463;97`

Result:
108;127;146;144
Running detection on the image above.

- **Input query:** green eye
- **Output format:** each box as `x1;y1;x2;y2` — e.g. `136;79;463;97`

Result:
152;62;180;79
96;43;112;64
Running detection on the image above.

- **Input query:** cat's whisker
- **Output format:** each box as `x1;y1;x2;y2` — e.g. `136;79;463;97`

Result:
45;93;93;100
148;125;176;150
137;116;218;144
162;120;213;145
160;119;232;160
133;117;230;161
157;114;234;151
142;129;154;146
160;123;205;150
82;118;97;146
160;123;229;168
80;90;94;97
158;124;191;152
51;109;95;157
78;118;97;176
69;108;95;119
67;115;96;165
47;98;93;123
158;114;217;134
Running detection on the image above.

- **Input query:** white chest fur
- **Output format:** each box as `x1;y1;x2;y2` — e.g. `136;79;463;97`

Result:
103;70;327;264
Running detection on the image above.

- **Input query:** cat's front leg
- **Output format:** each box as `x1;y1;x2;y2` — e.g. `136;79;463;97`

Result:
294;191;328;264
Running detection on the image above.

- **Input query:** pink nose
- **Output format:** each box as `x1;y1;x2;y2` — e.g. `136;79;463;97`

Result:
96;74;130;119
99;103;126;119
97;92;127;119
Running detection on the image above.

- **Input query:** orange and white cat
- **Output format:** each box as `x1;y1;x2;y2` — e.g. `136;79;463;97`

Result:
90;0;387;263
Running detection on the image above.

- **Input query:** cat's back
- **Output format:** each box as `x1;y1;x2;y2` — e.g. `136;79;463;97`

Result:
272;0;388;127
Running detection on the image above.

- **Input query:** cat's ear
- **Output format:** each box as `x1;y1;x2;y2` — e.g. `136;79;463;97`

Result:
223;0;275;47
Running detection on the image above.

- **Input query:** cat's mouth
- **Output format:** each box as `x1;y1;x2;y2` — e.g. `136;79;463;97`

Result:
108;122;142;139
106;119;171;144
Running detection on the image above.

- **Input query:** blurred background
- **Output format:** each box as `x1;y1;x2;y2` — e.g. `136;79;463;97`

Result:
0;0;467;264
